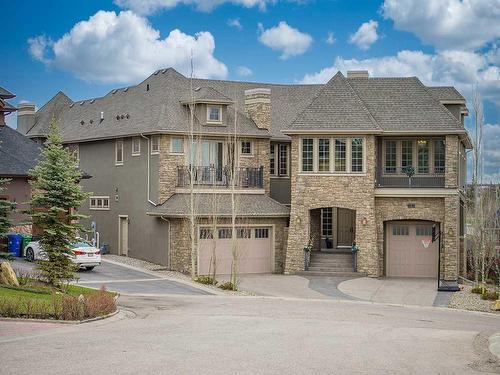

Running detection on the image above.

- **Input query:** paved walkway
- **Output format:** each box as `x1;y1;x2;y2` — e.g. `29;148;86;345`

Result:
338;277;446;306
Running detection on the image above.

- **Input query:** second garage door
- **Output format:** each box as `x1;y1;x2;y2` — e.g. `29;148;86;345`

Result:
198;226;273;276
386;221;438;278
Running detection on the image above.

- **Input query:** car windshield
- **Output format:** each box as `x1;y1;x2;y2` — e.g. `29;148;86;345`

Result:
73;241;92;248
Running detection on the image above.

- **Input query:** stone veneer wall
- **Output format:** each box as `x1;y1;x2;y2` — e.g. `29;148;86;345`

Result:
285;135;378;276
239;138;270;194
169;216;289;275
158;135;185;203
445;135;459;189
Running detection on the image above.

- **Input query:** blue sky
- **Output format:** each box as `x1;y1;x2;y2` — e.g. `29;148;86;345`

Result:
2;0;499;180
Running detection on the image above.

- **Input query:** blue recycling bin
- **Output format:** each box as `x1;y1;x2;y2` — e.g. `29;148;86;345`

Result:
7;234;23;257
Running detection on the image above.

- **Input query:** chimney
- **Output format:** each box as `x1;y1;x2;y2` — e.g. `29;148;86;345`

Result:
17;103;36;135
346;70;369;79
244;88;271;131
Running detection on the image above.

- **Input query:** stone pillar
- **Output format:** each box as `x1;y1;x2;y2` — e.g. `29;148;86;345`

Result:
355;202;378;277
284;203;309;273
445;135;459;188
244;88;271;131
443;195;459;281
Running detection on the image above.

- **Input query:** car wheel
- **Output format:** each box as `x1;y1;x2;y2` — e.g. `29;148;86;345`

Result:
26;248;34;262
85;266;95;271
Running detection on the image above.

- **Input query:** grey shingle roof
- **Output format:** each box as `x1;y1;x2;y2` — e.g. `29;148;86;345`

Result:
27;92;73;137
287;72;381;132
347;77;462;131
427;86;466;102
0;125;41;176
147;193;290;218
180;86;233;104
0;99;17;112
0;87;15;99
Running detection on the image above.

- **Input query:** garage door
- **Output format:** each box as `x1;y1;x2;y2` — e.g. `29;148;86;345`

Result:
387;221;438;278
198;226;272;275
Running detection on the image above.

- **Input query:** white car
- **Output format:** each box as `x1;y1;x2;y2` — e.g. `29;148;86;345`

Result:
25;239;102;270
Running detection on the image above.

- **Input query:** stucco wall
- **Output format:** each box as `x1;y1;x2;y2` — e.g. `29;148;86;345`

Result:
78;137;169;266
2;177;31;227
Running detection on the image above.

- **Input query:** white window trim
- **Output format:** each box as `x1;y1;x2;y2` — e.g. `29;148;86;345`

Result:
206;105;223;124
115;139;124;166
151;135;160;155
170;137;184;155
89;196;110;211
299;137;366;175
132;137;141;156
278;143;290;177
240;140;253;157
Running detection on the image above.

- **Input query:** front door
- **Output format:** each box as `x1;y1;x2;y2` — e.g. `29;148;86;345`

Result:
337;208;355;247
119;216;128;256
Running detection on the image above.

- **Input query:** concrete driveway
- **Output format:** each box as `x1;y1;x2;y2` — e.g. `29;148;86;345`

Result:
338;277;446;306
10;259;211;296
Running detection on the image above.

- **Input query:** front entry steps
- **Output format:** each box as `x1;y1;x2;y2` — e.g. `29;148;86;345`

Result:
296;251;366;277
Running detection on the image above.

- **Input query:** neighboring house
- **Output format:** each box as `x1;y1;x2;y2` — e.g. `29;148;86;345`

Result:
0;87;41;230
17;69;471;284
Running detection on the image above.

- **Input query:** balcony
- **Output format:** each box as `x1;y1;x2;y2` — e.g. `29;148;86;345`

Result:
375;167;445;188
177;166;264;189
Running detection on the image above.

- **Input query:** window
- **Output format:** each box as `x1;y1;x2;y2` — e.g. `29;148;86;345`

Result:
241;141;252;155
384;140;397;173
132;137;141;156
171;138;184;154
279;144;288;176
115;139;123;165
270;145;276;175
392;225;409;236
321;208;332;237
434;139;445;174
401;140;413;170
417;140;429;173
334;139;346;172
416;225;433;236
255;228;269;238
199;228;213;239
207;106;221;123
89;196;110;210
351;138;363;173
151;135;160;154
218;228;232;239
302;139;314;172
318;139;330;172
237;228;251;238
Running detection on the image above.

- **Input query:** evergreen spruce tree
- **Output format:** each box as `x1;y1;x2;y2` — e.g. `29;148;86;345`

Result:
28;118;89;287
0;178;15;251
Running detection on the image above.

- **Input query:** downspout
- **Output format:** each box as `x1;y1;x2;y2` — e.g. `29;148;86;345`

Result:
140;133;157;206
160;216;171;268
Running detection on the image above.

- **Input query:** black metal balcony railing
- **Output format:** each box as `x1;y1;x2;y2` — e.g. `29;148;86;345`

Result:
375;167;445;188
177;166;264;189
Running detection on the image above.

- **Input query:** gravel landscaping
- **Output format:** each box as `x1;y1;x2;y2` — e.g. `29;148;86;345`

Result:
103;255;252;295
449;285;499;314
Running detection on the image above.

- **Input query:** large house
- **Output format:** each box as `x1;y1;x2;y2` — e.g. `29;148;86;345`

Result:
17;69;470;285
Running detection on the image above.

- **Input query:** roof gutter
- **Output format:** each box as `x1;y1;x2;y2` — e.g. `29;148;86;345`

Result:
282;129;383;135
146;212;290;218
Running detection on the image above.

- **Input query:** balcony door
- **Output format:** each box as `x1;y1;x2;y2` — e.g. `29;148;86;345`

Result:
201;140;224;170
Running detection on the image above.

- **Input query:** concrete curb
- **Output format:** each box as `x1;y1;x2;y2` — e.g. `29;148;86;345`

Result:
489;332;500;362
0;308;120;325
101;258;225;295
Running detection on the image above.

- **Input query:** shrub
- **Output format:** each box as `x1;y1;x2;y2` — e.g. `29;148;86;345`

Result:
83;287;116;318
195;276;217;285
218;281;237;291
54;286;116;320
480;290;499;301
471;285;487;294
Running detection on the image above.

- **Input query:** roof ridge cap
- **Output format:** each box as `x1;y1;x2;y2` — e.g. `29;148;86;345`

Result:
417;80;463;127
343;75;382;130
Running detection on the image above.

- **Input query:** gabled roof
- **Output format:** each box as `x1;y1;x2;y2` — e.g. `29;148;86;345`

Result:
427;86;466;103
0;99;17;112
0;87;15;99
286;72;381;133
0;125;41;176
147;193;290;218
180;86;233;105
27;91;73;137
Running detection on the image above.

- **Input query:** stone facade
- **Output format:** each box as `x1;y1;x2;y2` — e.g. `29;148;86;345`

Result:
169;216;289;275
244;88;271;131
445;135;459;189
158;135;184;202
285;135;379;276
239;137;270;194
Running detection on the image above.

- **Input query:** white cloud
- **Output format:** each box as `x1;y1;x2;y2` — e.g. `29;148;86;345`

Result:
325;31;336;45
258;21;313;59
382;0;500;50
476;123;500;183
349;20;379;51
228;18;242;30
27;10;227;84
237;66;253;77
115;0;269;15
